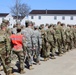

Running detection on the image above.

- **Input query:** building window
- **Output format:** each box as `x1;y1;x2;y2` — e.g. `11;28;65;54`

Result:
54;16;57;20
2;17;4;20
31;16;34;19
70;16;73;20
38;16;41;19
9;18;10;21
62;16;65;20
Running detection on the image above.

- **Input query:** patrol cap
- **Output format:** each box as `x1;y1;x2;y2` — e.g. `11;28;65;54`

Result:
25;20;29;23
45;23;49;26
0;23;6;27
17;26;21;29
16;26;21;33
28;21;32;25
2;19;9;24
34;26;39;29
25;20;32;27
16;21;21;25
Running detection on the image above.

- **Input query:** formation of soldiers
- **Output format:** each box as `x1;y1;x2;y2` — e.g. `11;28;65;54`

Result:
0;20;76;75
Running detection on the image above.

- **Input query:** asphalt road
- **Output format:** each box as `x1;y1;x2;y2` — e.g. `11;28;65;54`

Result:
0;49;76;75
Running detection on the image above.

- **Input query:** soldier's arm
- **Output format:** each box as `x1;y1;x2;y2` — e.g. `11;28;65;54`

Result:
44;30;48;42
32;30;37;47
5;35;11;55
22;35;27;52
38;32;42;48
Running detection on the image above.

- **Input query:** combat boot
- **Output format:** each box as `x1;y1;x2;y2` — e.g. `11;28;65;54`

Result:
20;69;26;74
0;66;3;71
58;53;62;56
6;69;15;75
8;73;15;75
47;57;50;60
51;56;56;59
36;61;41;65
29;65;34;70
44;58;47;61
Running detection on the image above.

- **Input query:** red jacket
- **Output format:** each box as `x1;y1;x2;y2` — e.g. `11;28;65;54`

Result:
10;34;23;50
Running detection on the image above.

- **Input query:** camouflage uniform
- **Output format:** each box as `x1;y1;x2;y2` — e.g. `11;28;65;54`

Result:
65;26;71;51
40;26;48;60
21;22;36;69
34;26;42;64
55;23;63;56
10;26;25;74
0;23;13;75
46;25;56;59
61;24;67;53
70;26;75;49
73;25;76;47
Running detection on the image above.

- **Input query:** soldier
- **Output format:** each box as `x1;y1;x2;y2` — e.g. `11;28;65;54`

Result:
70;25;75;49
55;21;63;56
40;24;48;61
73;25;76;47
10;26;25;74
61;23;67;53
44;23;49;30
65;25;71;51
46;25;56;59
21;21;36;70
0;23;14;75
2;19;9;27
34;26;42;64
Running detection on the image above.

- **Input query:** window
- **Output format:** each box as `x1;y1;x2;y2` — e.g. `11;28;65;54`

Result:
70;16;73;20
9;18;10;21
39;16;41;19
62;16;65;20
31;16;34;19
2;17;4;20
54;16;57;20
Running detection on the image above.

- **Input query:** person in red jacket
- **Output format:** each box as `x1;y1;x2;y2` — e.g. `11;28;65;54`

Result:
10;26;25;74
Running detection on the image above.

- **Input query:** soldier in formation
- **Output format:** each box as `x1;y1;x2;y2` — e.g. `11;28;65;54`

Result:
0;20;76;75
0;20;14;75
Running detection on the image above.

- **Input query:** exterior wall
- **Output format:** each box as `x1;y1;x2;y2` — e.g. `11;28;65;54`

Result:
21;17;28;25
1;13;76;27
0;18;2;24
4;14;15;28
28;14;76;25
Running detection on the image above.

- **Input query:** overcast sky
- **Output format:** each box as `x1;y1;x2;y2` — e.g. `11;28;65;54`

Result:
0;0;76;13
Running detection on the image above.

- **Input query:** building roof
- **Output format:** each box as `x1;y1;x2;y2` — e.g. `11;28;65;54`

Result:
29;10;76;15
0;13;9;17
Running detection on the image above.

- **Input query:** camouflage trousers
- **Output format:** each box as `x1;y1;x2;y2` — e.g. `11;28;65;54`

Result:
34;46;40;63
13;49;25;71
74;39;76;48
26;47;34;66
65;41;71;51
0;50;12;75
47;41;56;57
70;39;74;49
61;40;67;52
41;43;47;58
57;39;63;54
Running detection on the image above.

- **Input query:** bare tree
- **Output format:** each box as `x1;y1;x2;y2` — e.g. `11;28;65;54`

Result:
19;3;30;16
10;0;30;22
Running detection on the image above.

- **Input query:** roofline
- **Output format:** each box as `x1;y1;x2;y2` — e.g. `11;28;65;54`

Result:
29;10;76;15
